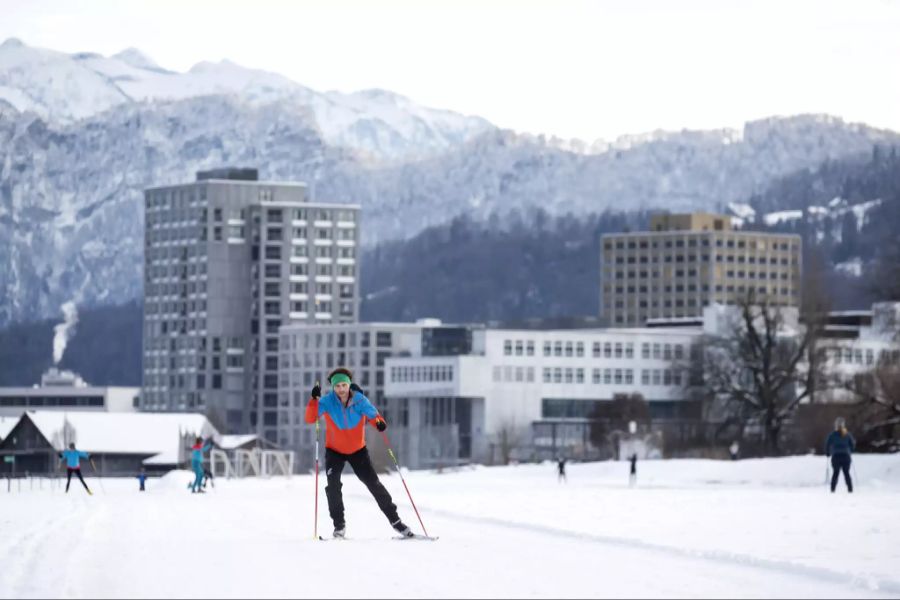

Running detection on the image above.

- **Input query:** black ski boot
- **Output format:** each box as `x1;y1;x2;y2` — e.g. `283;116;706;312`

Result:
392;520;414;538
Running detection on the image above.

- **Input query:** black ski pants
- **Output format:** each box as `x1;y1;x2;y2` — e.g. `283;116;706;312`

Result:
831;454;853;492
66;468;89;493
325;447;399;528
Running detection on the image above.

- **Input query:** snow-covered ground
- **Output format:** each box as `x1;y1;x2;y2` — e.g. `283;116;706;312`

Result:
1;455;899;599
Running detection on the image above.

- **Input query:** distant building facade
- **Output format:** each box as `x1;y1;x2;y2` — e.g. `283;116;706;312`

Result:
141;168;360;442
0;369;138;418
601;213;802;326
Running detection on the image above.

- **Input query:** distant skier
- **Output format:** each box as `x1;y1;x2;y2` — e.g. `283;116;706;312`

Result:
729;441;740;461
189;437;213;494
557;457;567;483
629;453;638;487
59;443;92;495
137;468;148;492
306;367;414;539
826;417;855;493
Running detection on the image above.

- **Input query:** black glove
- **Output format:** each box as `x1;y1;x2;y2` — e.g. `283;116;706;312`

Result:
350;382;363;395
375;418;387;432
311;382;321;399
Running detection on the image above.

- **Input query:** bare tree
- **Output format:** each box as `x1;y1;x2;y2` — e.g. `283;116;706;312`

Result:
588;394;650;459
491;419;528;465
702;294;826;456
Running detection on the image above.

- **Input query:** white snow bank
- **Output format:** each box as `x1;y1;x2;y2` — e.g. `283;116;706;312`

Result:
728;202;756;220
763;210;803;226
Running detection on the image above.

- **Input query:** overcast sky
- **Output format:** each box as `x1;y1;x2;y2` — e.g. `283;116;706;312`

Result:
3;0;899;141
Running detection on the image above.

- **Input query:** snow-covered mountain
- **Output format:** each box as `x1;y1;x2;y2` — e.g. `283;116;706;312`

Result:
2;90;898;328
0;38;493;162
3;39;900;327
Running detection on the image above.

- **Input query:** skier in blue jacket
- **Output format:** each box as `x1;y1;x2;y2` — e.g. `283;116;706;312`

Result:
190;437;213;494
59;443;92;495
137;468;148;492
826;417;856;493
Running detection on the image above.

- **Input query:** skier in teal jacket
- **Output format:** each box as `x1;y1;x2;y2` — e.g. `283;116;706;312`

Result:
59;443;92;495
190;437;212;494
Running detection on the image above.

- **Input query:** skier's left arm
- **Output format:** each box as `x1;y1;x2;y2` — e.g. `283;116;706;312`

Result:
849;434;856;453
354;394;387;431
79;451;90;460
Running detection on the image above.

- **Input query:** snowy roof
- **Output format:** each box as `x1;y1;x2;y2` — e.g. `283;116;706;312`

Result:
0;416;18;440
23;411;218;458
218;434;258;450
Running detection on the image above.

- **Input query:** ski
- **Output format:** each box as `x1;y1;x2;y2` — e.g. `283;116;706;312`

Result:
317;535;439;541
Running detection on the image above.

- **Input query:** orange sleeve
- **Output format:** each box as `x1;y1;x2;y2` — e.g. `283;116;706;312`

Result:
304;398;320;424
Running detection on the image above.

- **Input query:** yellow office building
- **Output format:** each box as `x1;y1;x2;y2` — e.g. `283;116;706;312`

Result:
601;213;802;326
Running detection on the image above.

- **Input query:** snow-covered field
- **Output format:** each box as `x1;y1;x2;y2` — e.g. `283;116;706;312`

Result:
2;455;899;599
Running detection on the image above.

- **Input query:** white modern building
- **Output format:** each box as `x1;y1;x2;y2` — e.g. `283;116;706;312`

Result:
814;303;900;403
385;324;704;464
0;369;139;418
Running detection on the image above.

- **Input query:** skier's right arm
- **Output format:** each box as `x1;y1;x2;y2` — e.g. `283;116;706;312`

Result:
824;433;832;457
304;382;323;424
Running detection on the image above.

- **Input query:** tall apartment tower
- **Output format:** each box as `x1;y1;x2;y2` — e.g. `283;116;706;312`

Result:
601;213;802;327
141;168;361;441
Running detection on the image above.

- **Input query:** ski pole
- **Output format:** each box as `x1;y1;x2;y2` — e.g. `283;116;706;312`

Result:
824;458;829;489
852;460;859;491
314;416;321;541
90;458;106;494
313;381;321;541
380;430;430;537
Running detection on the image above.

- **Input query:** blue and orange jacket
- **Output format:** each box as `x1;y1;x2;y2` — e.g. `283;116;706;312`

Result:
305;391;385;455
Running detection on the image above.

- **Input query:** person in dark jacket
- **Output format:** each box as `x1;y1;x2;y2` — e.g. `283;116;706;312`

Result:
137;468;148;492
557;457;567;483
629;454;638;487
825;417;855;493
